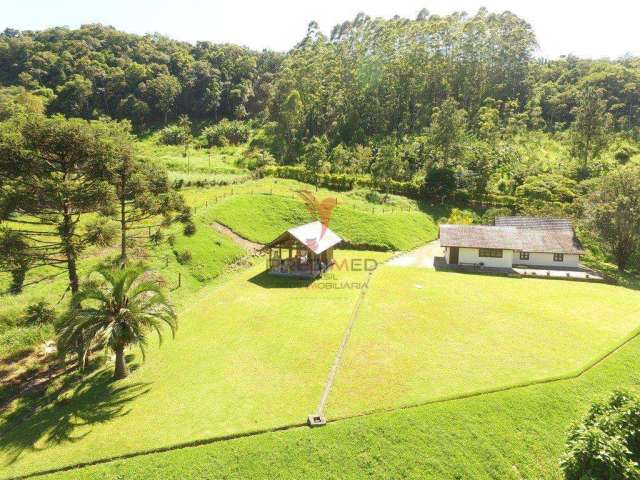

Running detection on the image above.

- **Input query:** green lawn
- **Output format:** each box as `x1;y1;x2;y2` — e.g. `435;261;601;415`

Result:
3;261;640;479
42;331;640;480
203;193;438;251
0;251;389;479
327;266;640;418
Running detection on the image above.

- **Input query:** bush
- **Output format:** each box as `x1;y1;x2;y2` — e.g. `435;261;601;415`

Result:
176;206;192;223
84;217;119;247
560;391;640;480
167;233;176;246
365;190;383;204
175;249;192;264
158;125;191;146
149;229;164;245
183;222;196;236
22;301;56;326
202;119;251;147
447;208;479;224
613;144;638;164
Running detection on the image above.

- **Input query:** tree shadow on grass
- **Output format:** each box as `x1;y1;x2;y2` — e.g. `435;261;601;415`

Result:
0;368;150;466
248;271;315;289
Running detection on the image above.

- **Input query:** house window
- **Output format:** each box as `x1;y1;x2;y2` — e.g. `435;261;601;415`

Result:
479;248;503;258
553;253;564;262
519;252;530;261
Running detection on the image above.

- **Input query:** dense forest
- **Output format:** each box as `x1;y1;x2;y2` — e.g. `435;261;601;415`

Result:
1;11;638;137
0;24;282;128
2;8;640;274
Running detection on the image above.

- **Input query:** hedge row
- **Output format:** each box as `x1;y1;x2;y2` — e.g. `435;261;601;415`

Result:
262;165;520;207
263;165;424;198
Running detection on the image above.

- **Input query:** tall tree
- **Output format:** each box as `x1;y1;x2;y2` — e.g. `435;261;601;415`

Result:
106;122;183;266
428;98;468;165
371;144;405;198
303;136;329;191
586;165;640;272
142;74;182;124
570;87;613;177
0;114;119;294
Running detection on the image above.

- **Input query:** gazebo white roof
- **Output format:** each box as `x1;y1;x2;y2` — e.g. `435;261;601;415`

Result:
264;221;342;255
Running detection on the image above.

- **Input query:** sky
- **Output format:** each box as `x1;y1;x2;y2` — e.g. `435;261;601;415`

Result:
1;0;638;59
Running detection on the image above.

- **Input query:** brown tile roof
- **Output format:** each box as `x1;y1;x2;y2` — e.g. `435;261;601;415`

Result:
440;219;585;255
439;225;523;250
495;216;573;230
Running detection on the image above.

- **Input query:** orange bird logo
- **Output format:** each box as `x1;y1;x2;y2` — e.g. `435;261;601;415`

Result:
297;190;337;241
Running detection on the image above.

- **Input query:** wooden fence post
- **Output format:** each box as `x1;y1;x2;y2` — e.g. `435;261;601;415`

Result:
178;272;181;288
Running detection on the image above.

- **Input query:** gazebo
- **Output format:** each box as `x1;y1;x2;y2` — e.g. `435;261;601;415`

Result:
262;221;342;278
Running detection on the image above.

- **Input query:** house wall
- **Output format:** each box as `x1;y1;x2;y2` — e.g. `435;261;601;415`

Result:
513;252;580;268
458;247;514;269
444;246;450;263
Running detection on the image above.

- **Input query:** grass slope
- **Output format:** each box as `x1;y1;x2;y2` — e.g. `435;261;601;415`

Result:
205;193;438;250
43;325;640;480
328;266;640;417
0;251;389;479
4;264;640;478
0;214;243;361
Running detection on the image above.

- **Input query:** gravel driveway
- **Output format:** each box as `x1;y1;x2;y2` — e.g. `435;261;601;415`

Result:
387;240;444;268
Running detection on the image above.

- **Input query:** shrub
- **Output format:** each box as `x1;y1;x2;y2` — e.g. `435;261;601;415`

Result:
202;119;251;147
183;222;196;236
84;217;119;247
175;249;192;264
613;144;638;164
447;208;479;224
22;301;56;326
149;230;164;245
157;125;191;146
176;206;192;223
560;391;640;480
167;233;176;246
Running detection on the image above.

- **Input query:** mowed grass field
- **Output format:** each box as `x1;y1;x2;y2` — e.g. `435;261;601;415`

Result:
204;193;438;251
327;266;640;417
0;251;389;479
3;258;640;478
44;331;640;480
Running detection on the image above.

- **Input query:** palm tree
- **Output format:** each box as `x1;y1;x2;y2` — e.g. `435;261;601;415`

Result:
58;266;177;379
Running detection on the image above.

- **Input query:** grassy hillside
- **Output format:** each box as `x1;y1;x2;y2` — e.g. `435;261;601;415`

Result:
204;193;438;251
0;251;390;478
0;213;244;362
29;270;640;480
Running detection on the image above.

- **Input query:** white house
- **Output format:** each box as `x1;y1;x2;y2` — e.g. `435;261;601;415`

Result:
439;217;584;269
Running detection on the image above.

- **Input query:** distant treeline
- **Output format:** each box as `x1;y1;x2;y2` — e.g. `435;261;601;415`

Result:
0;24;282;130
0;11;638;140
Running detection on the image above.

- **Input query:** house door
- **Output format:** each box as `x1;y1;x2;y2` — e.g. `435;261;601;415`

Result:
449;247;459;264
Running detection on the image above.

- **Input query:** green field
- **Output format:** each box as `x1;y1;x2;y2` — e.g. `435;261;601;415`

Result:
328;266;640;417
2;257;640;478
43;331;640;480
136;139;249;175
204;193;438;251
0;251;389;478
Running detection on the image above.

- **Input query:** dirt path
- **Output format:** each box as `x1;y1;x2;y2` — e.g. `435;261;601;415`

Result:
387;240;443;268
212;222;263;254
